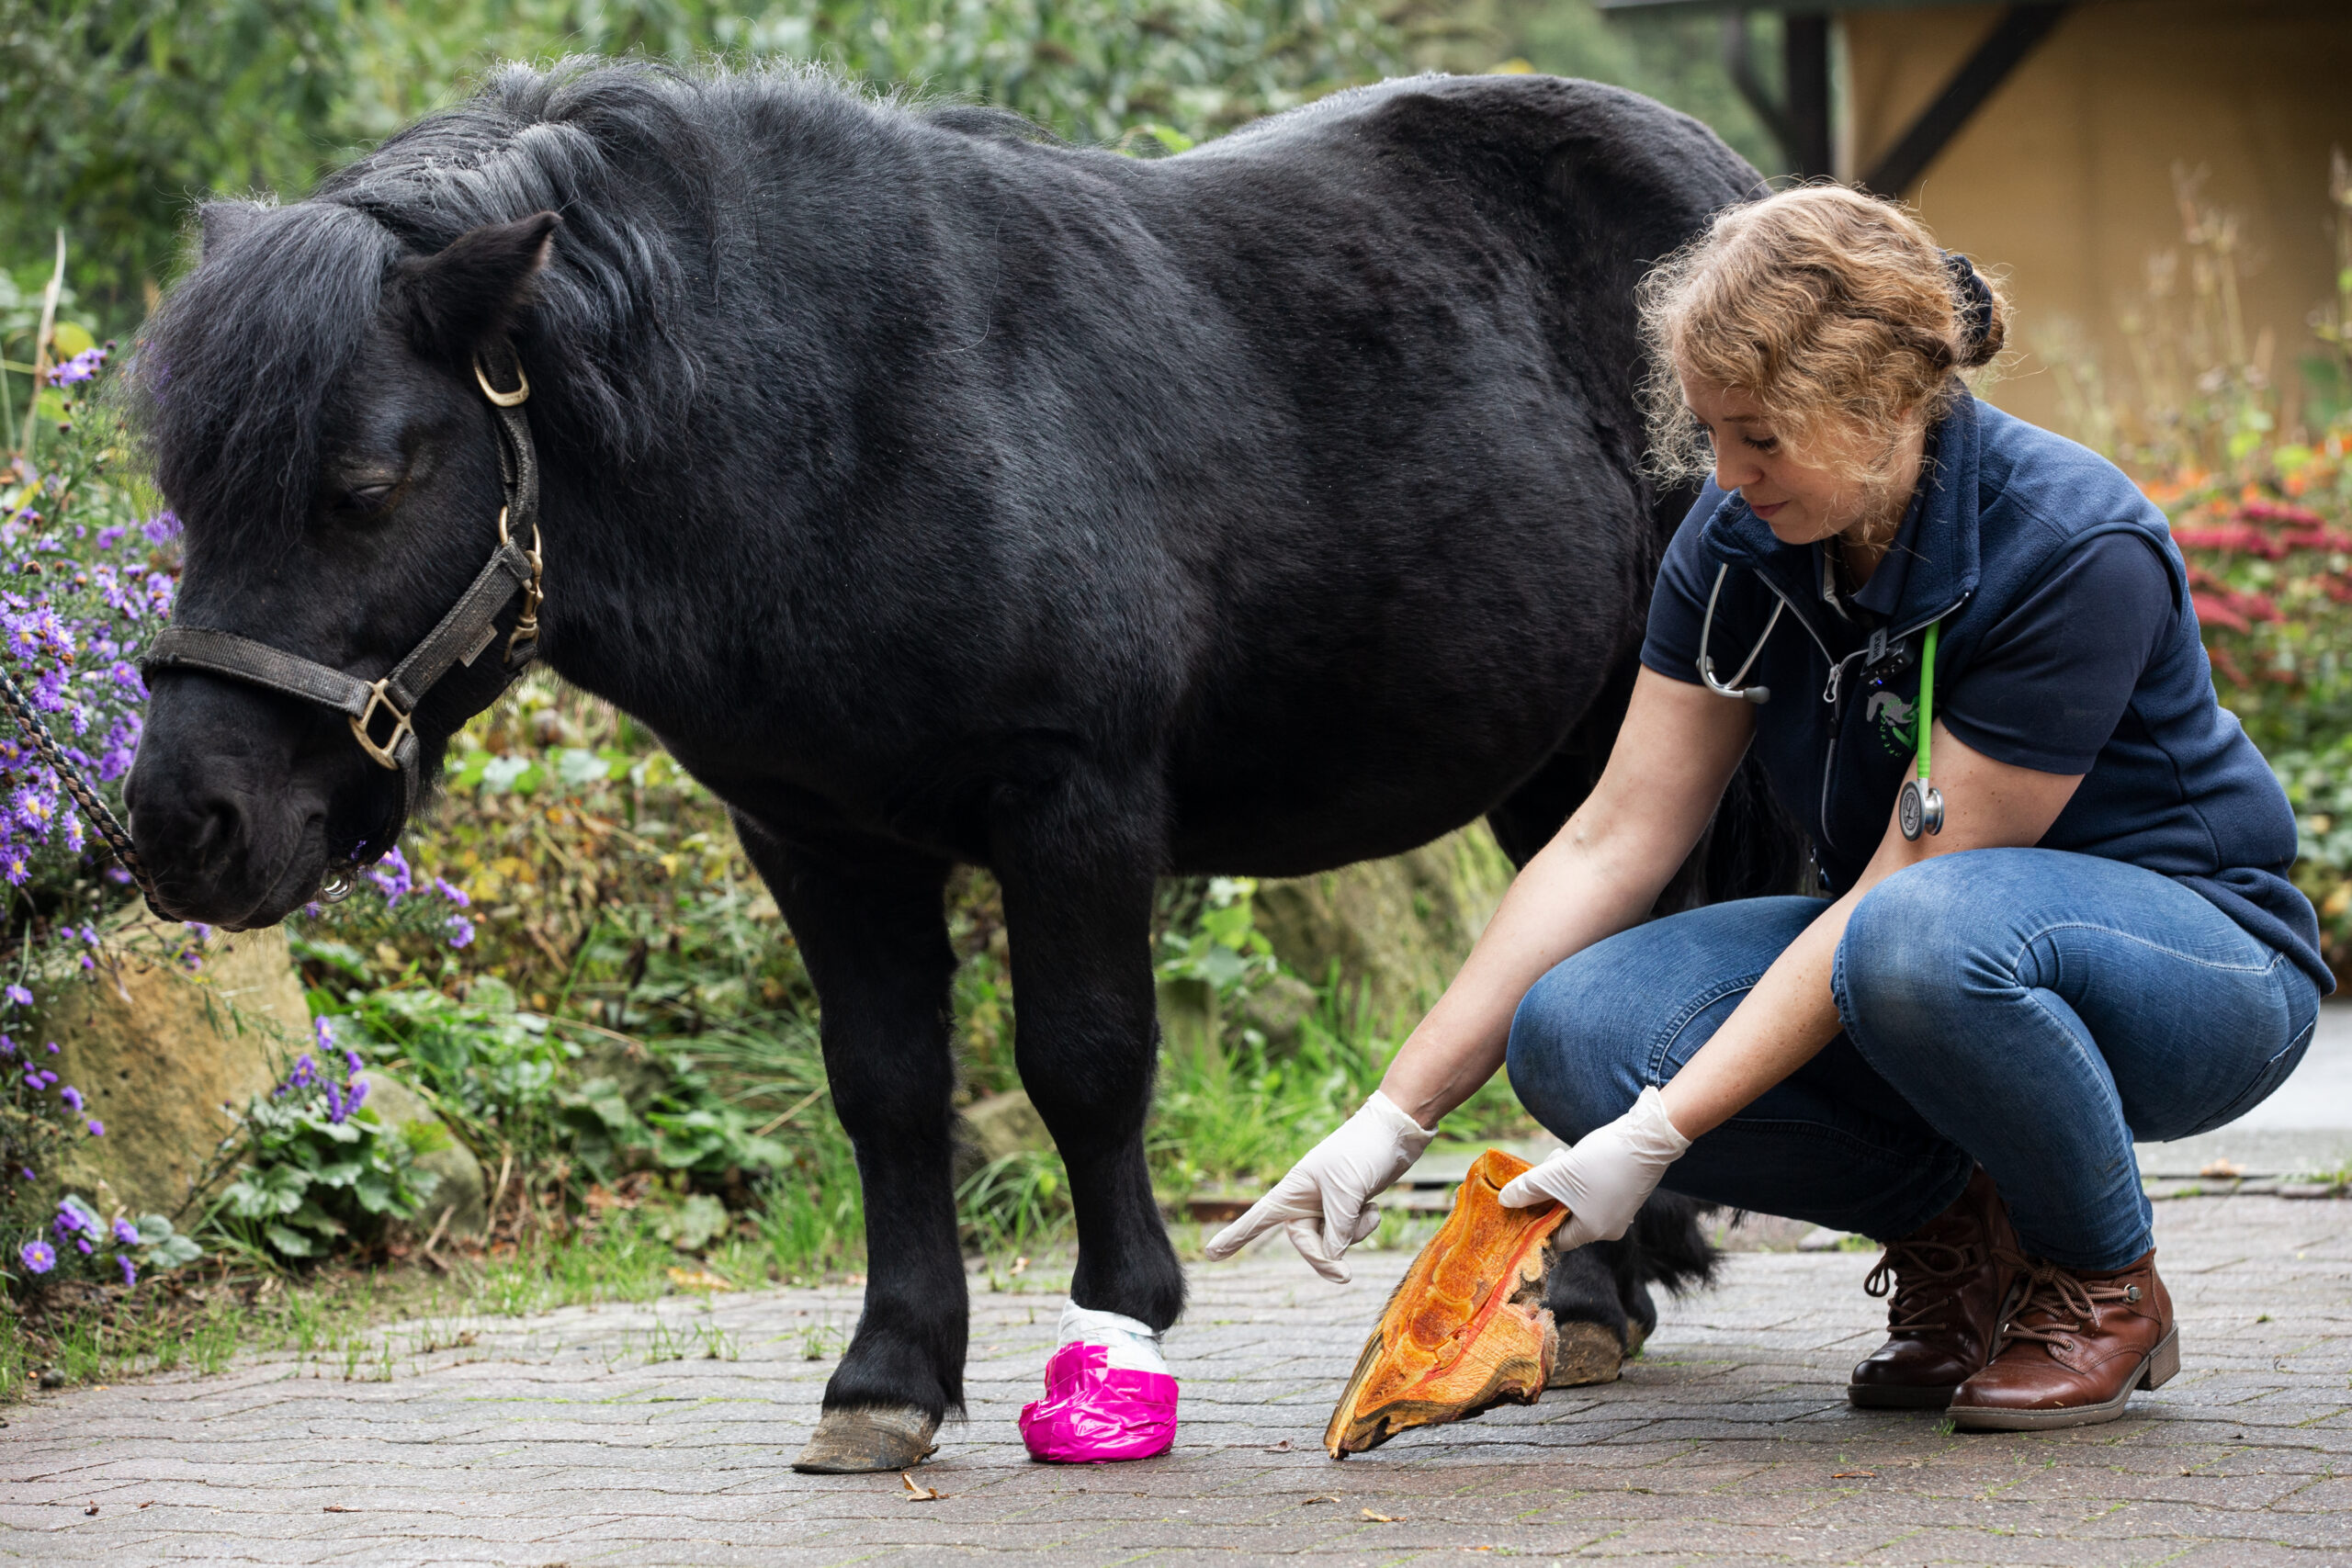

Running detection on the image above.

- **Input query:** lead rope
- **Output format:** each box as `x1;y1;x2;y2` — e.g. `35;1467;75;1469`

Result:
0;656;164;917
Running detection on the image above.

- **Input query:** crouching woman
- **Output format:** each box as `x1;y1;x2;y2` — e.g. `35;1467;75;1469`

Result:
1209;186;2329;1429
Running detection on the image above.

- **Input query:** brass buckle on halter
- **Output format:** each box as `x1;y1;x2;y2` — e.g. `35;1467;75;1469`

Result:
349;679;413;771
473;354;530;408
497;504;544;661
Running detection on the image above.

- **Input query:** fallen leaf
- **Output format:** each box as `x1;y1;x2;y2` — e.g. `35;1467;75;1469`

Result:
1265;1438;1292;1452
1361;1508;1403;1523
1301;1495;1341;1506
1009;1256;1029;1277
1831;1471;1877;1480
2199;1158;2245;1179
665;1266;733;1292
323;1506;359;1514
900;1472;947;1503
138;1502;154;1510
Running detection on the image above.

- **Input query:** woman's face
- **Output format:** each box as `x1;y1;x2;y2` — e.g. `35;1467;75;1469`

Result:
1681;377;1882;547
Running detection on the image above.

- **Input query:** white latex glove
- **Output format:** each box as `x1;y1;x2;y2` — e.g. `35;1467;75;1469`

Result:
1201;1091;1434;1282
1497;1085;1692;1251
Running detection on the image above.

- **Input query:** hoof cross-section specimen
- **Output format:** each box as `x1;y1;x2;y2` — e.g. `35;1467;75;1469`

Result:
1324;1147;1570;1456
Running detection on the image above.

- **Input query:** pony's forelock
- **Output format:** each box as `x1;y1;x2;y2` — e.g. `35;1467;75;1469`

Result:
130;203;397;547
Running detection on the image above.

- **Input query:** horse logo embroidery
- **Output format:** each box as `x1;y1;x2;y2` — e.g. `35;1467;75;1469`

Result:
1865;688;1917;755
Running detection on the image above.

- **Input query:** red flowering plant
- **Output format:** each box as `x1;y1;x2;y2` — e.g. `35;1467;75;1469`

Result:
2154;433;2352;978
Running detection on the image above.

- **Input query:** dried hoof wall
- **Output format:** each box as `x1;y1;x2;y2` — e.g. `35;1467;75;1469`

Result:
1324;1148;1570;1456
1546;1319;1626;1388
791;1405;942;1473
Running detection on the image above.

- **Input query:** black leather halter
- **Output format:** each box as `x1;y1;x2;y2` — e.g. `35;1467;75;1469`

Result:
141;349;545;895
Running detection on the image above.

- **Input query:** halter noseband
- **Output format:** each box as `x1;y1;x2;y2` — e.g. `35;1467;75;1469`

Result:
141;346;545;896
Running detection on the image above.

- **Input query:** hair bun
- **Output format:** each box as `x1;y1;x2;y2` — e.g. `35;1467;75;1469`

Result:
1942;250;1999;367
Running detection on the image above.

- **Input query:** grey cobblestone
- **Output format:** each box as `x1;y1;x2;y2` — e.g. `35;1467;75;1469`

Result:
2;1195;2346;1565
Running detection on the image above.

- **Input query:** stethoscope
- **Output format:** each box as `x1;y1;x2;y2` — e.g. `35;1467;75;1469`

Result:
1697;562;1945;840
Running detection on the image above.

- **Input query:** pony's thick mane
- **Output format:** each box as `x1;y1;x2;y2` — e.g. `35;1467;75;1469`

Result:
131;59;898;543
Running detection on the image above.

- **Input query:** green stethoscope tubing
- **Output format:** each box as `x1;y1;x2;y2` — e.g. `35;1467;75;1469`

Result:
1899;620;1944;840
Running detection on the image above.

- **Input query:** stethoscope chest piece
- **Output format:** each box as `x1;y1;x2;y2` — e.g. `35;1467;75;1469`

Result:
1898;779;1944;841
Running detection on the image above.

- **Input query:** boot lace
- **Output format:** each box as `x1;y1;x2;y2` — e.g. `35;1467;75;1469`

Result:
1862;1237;1978;1335
1991;1251;2137;1352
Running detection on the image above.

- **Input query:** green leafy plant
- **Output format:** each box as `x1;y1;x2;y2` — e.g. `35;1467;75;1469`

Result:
209;1047;441;1261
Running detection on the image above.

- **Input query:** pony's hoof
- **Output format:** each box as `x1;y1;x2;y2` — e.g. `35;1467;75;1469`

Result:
1546;1319;1626;1388
791;1404;941;1473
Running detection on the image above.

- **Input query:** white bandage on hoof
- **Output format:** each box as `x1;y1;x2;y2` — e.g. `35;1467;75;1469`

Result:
1057;1303;1170;1376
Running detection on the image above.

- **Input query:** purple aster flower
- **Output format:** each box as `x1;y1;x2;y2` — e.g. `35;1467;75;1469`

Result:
323;1081;346;1123
18;1239;53;1274
117;1254;137;1286
344;1078;368;1116
142;512;181;544
312;1015;335;1053
433;876;471;908
58;1085;81;1111
43;348;105;387
446;914;476;950
111;1218;138;1247
345;1049;364;1074
4;983;31;1006
288;1054;317;1089
74;1236;92;1254
43;1041;56;1054
368;846;413;906
85;1120;102;1136
94;525;126;552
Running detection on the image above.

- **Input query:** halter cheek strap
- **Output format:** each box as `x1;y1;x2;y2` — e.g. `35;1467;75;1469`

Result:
140;348;544;878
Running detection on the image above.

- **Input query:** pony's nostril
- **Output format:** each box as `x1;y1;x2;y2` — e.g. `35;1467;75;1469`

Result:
189;796;246;859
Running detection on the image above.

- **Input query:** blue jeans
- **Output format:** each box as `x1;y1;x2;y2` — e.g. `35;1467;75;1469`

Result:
1506;849;2322;1269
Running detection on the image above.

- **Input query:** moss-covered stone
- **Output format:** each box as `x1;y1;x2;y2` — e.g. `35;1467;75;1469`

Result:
40;915;309;1219
356;1070;487;1240
1253;825;1515;1029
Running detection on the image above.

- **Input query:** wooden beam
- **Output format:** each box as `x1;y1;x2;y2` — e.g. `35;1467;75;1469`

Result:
1783;15;1835;180
1719;10;1834;179
1862;3;2073;195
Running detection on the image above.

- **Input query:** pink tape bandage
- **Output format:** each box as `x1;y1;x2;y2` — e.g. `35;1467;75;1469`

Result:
1019;1340;1180;1463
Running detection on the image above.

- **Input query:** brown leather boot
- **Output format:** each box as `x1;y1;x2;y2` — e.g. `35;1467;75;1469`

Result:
1948;1247;2177;1430
1847;1168;2019;1408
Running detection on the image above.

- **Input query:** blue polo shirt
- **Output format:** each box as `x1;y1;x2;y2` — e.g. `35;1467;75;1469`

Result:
1641;395;2331;994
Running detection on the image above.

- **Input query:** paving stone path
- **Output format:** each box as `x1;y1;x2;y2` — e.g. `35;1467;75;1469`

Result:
2;1194;2346;1567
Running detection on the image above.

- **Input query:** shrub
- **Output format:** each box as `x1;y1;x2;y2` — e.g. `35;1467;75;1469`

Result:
207;1027;441;1263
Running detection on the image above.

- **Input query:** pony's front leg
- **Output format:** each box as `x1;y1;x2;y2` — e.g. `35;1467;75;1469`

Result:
742;820;966;1474
990;777;1187;1462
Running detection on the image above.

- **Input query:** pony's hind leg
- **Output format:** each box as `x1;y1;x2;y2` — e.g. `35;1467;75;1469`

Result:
989;774;1186;1459
739;818;967;1474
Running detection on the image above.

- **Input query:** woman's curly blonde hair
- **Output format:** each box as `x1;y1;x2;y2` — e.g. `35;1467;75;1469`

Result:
1638;186;2007;519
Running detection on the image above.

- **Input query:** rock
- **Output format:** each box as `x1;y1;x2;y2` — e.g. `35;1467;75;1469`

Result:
1154;976;1220;1079
39;913;310;1219
357;1071;487;1240
1253;825;1514;1029
1234;974;1318;1051
955;1089;1054;1185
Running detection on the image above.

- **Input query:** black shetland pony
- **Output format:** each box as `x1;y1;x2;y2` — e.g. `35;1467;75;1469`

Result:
126;62;1796;1470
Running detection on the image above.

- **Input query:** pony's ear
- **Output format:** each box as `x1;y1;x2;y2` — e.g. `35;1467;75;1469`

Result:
198;200;268;263
396;211;561;365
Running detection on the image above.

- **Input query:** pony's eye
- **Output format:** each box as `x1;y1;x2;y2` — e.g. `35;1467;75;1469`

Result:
343;481;396;512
